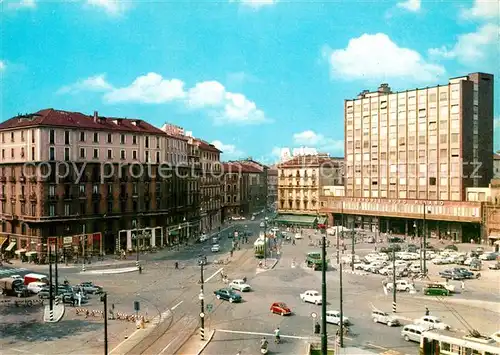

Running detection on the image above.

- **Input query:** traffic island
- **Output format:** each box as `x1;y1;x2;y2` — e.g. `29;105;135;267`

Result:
256;258;279;274
176;328;216;355
43;303;65;323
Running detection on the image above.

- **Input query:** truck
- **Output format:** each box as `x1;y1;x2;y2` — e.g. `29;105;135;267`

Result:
0;278;30;297
305;252;329;271
23;273;49;286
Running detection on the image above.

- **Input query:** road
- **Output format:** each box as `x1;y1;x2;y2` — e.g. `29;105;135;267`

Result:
0;220;262;355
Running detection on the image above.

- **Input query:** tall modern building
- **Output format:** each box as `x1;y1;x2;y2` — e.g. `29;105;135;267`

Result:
344;73;494;201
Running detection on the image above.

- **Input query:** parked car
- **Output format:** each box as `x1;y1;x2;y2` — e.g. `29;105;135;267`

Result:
214;288;242;303
294;233;302;240
409;264;422;273
423;283;450;296
300;290;322;305
401;324;429;342
229;279;251;292
24;273;49;286
452;267;474;279
326;310;350;325
211;244;220;252
488;262;500;270
439;269;465;280
414;316;450;330
372;309;400;327
480;252;497;261
270;302;291;316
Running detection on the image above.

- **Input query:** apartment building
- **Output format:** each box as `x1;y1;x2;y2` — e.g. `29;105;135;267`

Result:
0;109;200;258
319;73;493;242
276;154;343;227
267;167;278;209
494;153;500;179
196;139;222;233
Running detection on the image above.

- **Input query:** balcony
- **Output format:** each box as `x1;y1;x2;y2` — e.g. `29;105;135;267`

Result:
0;176;6;182
19;194;26;201
19;176;26;183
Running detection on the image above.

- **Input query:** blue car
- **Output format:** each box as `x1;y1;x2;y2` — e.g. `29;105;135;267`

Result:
214;288;242;303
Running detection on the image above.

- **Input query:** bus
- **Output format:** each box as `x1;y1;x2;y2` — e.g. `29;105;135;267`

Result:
420;330;500;355
305;252;329;271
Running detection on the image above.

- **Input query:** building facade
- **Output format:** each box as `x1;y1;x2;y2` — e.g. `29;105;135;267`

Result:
276;154;344;227
196;139;222;234
267;167;278;209
0;109;201;260
494;153;500;179
319;73;494;242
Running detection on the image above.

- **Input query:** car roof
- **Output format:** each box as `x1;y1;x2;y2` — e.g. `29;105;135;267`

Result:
232;279;244;282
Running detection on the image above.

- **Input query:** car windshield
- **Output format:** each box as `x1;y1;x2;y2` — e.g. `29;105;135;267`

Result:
277;303;286;308
311;292;319;296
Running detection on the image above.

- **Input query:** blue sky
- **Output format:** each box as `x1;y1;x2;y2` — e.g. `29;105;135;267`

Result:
1;0;499;163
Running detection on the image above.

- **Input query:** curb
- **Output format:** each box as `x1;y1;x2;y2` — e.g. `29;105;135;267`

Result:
342;270;369;276
195;329;216;355
80;266;139;275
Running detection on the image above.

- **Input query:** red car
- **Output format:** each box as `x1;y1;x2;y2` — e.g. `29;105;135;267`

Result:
270;302;292;316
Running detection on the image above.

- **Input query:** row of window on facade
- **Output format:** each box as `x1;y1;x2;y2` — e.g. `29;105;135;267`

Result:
47;130;163;148
280;200;318;210
346;100;464;118
345;189;461;201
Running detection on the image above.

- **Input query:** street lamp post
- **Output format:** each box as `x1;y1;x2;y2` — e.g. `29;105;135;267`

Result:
81;235;86;273
199;255;205;341
423;204;429;275
263;216;269;266
100;292;108;354
135;218;140;269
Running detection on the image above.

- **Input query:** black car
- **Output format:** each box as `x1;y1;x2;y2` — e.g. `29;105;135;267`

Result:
453;268;474;279
439;269;465;280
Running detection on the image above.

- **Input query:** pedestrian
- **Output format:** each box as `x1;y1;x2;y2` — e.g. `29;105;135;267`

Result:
425;306;429;316
292;239;296;245
174;261;179;269
76;291;82;307
461;281;465;292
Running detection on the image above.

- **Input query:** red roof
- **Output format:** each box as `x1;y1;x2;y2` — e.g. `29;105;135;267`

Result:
222;162;263;174
0;109;166;135
195;139;221;153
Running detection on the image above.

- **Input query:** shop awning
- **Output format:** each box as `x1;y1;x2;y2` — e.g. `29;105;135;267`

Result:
26;251;38;256
488;234;500;240
0;236;7;248
5;242;16;251
274;214;325;227
14;248;26;254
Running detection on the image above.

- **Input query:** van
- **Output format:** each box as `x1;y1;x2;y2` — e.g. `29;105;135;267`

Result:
23;273;49;286
401;324;427;342
0;278;30;297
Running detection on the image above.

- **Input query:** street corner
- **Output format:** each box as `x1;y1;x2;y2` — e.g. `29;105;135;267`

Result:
177;328;216;355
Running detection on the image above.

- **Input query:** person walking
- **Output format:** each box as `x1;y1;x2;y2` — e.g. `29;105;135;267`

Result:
76;291;82;307
461;281;465;292
425;306;430;316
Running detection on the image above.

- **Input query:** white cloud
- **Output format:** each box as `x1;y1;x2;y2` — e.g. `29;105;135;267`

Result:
325;33;445;82
187;81;226;108
429;24;500;65
86;0;128;15
211;140;245;158
58;74;113;94
104;73;186;104
226;71;260;85
461;0;500;20
293;130;344;154
293;130;325;146
396;0;421;12
0;61;5;71
6;0;36;10
230;0;277;9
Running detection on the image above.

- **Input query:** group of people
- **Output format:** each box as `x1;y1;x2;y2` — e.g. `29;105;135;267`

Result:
260;327;281;350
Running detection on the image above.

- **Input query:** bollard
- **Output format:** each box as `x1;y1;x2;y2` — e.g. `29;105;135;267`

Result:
49;309;54;322
392;301;396;313
200;327;205;341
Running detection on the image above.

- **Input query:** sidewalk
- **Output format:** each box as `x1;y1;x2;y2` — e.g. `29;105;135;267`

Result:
6;222;239;272
176;328;215;355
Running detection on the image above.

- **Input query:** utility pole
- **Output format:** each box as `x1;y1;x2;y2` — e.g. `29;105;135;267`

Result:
81;235;86;272
263;217;268;266
392;247;397;313
337;203;343;264
54;240;59;296
351;221;355;272
48;243;54;322
100;292;108;355
199;257;205;340
339;262;344;348
423;204;427;275
135;218;140;270
321;225;327;355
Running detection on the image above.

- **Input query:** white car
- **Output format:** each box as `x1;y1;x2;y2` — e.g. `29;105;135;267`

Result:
199;234;208;242
372;309;400;326
386;280;414;292
229;279;251;292
341;255;360;264
294;233;302;240
409;264;421;273
9;275;23;281
259;222;265;228
27;281;47;294
211;244;220;252
300;290;322;305
326;310;350;325
414;316;450;331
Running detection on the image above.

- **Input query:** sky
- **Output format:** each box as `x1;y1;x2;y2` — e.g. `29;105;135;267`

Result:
1;0;499;164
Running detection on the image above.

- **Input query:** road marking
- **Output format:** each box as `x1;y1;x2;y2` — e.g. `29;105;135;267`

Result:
205;268;224;282
171;301;183;310
216;329;310;340
158;331;184;355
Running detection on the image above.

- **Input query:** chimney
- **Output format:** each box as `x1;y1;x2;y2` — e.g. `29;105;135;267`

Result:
378;83;391;94
93;111;98;123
